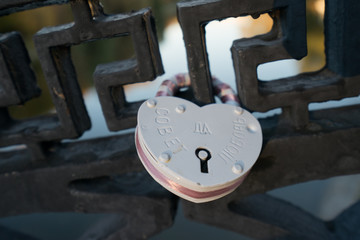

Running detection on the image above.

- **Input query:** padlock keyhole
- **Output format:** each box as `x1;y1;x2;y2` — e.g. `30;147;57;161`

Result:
195;148;212;173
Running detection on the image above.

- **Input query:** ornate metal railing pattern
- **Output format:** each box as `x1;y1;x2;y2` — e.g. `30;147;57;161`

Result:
0;0;360;239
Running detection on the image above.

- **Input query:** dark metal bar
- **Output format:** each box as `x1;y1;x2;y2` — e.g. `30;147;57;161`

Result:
325;0;360;77
0;0;69;16
1;104;360;217
0;32;40;107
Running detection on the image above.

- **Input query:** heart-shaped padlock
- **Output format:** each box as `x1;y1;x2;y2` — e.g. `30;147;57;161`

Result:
135;74;262;203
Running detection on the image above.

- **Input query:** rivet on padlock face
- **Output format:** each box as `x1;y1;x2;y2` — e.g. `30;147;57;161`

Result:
135;74;263;203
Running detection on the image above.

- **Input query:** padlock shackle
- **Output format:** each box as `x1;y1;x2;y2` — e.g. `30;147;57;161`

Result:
155;73;240;106
212;76;240;106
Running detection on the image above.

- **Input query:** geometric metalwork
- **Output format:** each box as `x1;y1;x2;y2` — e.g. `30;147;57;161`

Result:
178;0;360;128
94;9;163;131
0;134;176;238
1;105;360;238
177;0;307;107
0;32;40;107
1;0;360;239
0;0;163;160
233;11;360;127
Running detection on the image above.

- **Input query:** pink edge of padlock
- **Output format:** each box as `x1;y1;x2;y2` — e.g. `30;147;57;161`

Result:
135;128;249;203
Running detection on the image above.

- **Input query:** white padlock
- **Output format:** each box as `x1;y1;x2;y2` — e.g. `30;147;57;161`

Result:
135;74;262;203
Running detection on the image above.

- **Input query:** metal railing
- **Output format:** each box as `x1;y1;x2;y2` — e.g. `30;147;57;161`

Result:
0;0;359;239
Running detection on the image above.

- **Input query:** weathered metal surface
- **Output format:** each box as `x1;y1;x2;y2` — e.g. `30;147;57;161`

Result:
0;0;68;16
177;0;307;106
77;212;174;240
94;9;164;131
0;0;360;239
330;200;360;239
0;225;39;240
0;32;40;107
0;104;359;216
0;134;174;213
183;194;360;240
325;0;360;77
0;134;177;239
0;1;163;161
177;0;360;129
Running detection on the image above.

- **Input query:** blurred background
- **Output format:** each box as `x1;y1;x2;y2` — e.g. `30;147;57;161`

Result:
0;0;359;239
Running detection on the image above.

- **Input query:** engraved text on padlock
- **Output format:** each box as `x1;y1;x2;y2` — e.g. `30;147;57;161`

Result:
136;96;262;203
